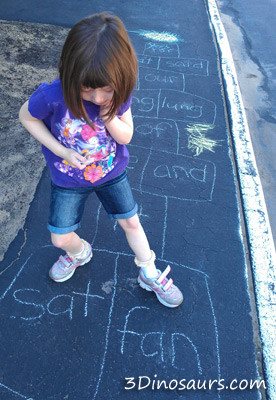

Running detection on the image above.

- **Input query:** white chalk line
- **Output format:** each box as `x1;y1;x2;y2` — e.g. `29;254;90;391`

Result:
161;196;168;259
91;250;221;395
93;247;209;277
0;245;53;303
206;0;276;398
0;254;33;303
205;276;221;400
0;247;220;397
0;382;33;399
92;253;119;399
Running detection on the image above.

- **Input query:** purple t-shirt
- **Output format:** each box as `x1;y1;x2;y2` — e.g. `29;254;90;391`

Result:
28;79;132;187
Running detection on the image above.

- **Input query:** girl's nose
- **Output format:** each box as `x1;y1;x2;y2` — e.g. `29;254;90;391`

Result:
93;92;105;104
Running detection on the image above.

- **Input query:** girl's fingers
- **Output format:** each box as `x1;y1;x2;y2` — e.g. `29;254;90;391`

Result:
75;153;87;162
73;157;87;169
64;149;87;169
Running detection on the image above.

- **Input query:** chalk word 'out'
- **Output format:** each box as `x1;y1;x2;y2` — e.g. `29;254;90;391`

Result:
145;73;179;84
138;67;185;91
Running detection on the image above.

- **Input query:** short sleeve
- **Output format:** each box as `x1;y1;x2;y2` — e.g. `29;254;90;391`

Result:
28;82;52;120
118;93;132;117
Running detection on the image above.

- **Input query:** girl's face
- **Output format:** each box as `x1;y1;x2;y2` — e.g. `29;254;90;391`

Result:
81;86;114;107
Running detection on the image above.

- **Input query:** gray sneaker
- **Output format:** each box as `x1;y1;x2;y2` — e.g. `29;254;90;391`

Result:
138;265;183;308
49;240;92;282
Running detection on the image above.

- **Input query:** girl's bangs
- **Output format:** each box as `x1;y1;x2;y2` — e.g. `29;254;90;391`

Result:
82;65;113;89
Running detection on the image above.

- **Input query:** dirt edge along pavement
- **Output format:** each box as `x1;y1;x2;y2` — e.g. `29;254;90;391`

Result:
0;20;69;263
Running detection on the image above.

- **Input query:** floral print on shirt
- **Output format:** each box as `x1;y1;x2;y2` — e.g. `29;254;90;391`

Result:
54;110;116;183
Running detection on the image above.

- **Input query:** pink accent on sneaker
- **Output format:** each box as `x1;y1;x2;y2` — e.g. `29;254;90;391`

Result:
49;240;92;282
138;265;183;308
156;266;173;291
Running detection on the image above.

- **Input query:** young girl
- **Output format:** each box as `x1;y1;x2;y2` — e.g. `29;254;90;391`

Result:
19;12;183;308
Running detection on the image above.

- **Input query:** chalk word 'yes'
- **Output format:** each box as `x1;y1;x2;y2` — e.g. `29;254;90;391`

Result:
145;42;177;54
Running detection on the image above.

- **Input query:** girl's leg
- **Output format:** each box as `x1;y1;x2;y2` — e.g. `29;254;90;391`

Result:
51;231;84;255
117;214;158;278
117;214;151;261
118;213;183;308
48;183;92;282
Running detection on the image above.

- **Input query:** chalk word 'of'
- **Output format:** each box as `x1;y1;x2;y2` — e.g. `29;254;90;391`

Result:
135;120;174;137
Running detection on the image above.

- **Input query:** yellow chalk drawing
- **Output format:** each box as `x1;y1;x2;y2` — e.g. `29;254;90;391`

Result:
186;124;223;156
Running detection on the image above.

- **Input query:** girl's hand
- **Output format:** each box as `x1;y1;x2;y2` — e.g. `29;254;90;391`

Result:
100;103;113;122
99;107;134;145
62;148;87;170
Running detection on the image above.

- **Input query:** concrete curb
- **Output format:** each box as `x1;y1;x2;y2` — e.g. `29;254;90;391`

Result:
206;1;276;398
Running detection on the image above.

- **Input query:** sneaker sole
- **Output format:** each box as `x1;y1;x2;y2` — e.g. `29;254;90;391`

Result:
50;251;93;283
138;276;182;308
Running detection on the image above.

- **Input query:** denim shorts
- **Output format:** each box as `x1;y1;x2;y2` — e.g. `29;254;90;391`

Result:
47;170;138;234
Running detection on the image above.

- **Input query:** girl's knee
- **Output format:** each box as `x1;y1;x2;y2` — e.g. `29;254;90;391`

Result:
117;214;140;232
51;232;72;248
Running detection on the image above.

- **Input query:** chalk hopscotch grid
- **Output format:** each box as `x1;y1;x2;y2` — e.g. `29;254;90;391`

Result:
133;42;218;209
0;28;224;400
91;249;221;399
100;32;221;400
206;0;276;399
0;245;221;400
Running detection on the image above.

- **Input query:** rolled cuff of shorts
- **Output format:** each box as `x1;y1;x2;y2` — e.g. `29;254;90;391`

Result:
47;221;81;234
107;202;138;220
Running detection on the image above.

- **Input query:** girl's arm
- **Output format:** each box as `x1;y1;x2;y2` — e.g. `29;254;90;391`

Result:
101;107;134;145
19;101;87;169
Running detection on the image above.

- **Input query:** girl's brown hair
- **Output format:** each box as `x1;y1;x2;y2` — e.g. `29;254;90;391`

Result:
59;12;138;126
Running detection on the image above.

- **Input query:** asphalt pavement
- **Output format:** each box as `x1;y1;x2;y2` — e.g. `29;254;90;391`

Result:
0;0;272;399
